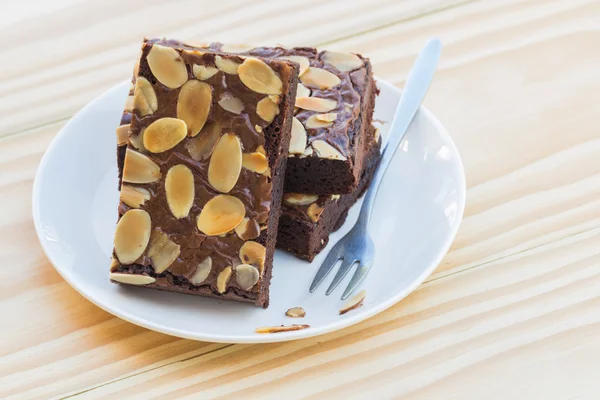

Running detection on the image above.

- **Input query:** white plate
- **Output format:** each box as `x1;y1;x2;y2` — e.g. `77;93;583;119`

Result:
32;79;465;343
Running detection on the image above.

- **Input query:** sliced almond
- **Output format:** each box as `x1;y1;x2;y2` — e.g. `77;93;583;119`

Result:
238;58;282;95
197;195;246;236
122;148;161;183
331;194;341;201
221;43;255;53
305;113;337;129
296;83;310;98
110;257;120;272
147;229;180;273
177;80;211;137
255;125;263;133
208;133;242;193
339;289;366;315
146;45;188;89
239;241;266;269
114;209;151;264
288;117;307;154
295;97;337;112
165;164;195;218
218;93;244;114
128;133;145;152
190;256;212;285
283;193;318;206
120;185;151;208
300;67;341;89
116;124;130;146
255;145;266;156
256;96;279;123
109;272;156;285
312;140;347;160
215;55;240;74
124;95;134;112
277;55;309;76
303;146;313;156
185;121;222;161
255;324;310;334
193;64;219;80
235;264;260;290
322;51;363;72
307;202;325;222
234;217;260;241
143;118;188;153
285;307;306;318
133;77;158;116
242;152;269;174
217;266;232;293
374;127;381;142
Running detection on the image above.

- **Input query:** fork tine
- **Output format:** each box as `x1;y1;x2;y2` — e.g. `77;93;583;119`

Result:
309;248;343;292
341;262;371;300
325;259;357;295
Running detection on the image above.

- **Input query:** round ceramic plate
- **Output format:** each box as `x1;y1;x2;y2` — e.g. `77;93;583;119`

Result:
32;79;465;343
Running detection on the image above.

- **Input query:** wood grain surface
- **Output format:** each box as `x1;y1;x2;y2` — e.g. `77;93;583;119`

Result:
2;0;600;398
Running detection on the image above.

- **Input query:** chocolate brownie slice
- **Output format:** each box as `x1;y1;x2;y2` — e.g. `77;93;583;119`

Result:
110;41;299;307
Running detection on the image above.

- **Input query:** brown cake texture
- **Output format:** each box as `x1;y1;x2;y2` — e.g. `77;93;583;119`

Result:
110;40;299;307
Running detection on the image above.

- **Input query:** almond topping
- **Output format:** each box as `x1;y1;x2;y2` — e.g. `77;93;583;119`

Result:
143;118;187;153
305;113;336;129
322;51;363;72
146;45;188;89
256;96;279;123
339;290;366;315
184;121;221;160
147;229;180;273
242;152;269;174
295;97;337;112
285;307;306;318
289;117;307;154
218;92;245;114
235;264;260;290
217;266;233;293
311;140;347;160
300;67;341;89
255;324;310;334
120;185;151;208
165;164;195;218
133;77;158;116
116;124;130;146
307;203;325;222
177;80;211;137
234;217;261;241
283;193;318;206
122;148;161;183
190;257;212;285
124;95;134;112
255;145;266;156
296;83;310;98
114;209;151;264
197;195;246;236
208;133;242;193
239;241;266;270
238;58;283;95
215;55;240;75
109;272;156;286
277;55;310;76
193;64;219;80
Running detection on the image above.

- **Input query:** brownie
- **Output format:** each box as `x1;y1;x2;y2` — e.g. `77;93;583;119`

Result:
277;125;381;261
109;40;299;308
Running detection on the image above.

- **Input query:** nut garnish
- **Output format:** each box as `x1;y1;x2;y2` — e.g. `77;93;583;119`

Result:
185;121;222;161
197;195;246;236
239;241;266;273
128;133;145;152
114;209;151;264
122;148;161;183
312;140;347;160
116;124;130;146
295;97;337;112
193;64;219;80
120;185;151;208
305;113;337;129
143;118;188;153
177;80;211;137
256;96;279;123
234;217;261;240
285;307;306;318
331;194;341;201
217;266;233;293
303;146;313;156
289;117;307;154
165;164;195;218
242;152;269;174
124;95;134;112
147;229;181;273
110;257;119;272
339;290;366;315
283;193;318;206
255;324;310;334
109;272;156;286
307;203;325;222
218;92;245;114
221;43;255;53
208;133;242;193
146;45;188;89
300;67;341;89
277;55;310;76
238;58;283;95
322;51;363;72
215;55;240;75
133;77;158;117
374;127;381;142
255;145;266;156
296;83;310;99
190;257;212;285
235;264;260;290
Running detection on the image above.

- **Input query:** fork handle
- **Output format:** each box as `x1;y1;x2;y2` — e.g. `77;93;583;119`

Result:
356;38;443;230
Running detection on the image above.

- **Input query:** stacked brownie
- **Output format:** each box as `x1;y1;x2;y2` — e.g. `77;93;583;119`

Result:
110;39;379;306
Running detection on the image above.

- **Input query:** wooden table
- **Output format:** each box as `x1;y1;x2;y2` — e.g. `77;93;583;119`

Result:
2;0;600;398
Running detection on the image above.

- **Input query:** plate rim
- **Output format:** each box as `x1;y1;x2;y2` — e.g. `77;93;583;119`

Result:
32;78;466;344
